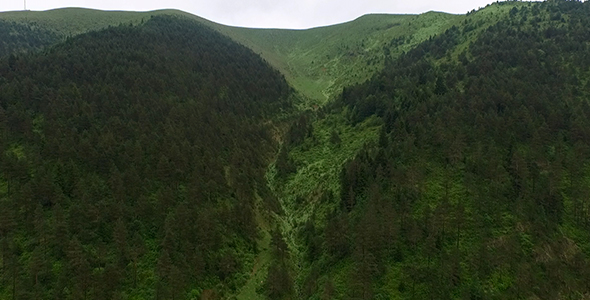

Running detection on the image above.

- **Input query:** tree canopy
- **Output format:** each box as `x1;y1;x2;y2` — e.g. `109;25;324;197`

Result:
0;15;291;299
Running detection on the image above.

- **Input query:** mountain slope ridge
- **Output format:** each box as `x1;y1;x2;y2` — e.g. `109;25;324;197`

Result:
0;6;500;103
276;1;590;298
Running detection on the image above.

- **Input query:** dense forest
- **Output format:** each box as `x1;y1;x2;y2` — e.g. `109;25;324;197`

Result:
0;15;291;299
0;19;60;58
4;0;590;299
293;0;590;298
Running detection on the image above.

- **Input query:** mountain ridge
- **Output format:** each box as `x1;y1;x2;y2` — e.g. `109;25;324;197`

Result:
276;1;590;298
4;1;584;299
0;7;485;103
0;7;452;30
0;15;292;299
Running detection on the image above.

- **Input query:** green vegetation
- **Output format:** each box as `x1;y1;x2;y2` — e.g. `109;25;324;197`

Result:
0;8;460;104
223;13;461;104
0;8;204;36
0;19;60;57
286;0;590;298
0;15;290;299
0;2;535;107
1;4;531;105
4;0;590;299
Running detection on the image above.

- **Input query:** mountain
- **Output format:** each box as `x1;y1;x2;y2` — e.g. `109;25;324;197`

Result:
0;5;523;104
0;19;60;57
281;0;590;298
214;12;461;105
0;3;536;105
0;15;290;299
3;0;590;299
0;8;469;104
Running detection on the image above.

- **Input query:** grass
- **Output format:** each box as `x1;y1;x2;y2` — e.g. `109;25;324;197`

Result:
0;8;462;105
0;2;529;107
263;112;381;296
1;4;526;106
263;3;529;295
271;113;381;231
223;13;462;104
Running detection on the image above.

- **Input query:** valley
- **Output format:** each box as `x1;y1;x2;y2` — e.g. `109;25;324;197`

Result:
3;1;590;299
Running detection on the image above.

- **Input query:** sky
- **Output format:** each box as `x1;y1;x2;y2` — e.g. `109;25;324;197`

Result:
0;0;519;29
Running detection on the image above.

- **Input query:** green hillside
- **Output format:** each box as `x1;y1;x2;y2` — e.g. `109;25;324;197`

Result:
0;15;290;299
0;8;202;35
0;3;533;105
0;19;60;57
4;1;590;299
278;0;590;298
219;13;461;105
0;8;460;104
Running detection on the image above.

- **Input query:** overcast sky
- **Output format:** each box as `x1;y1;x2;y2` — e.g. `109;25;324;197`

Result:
0;0;521;29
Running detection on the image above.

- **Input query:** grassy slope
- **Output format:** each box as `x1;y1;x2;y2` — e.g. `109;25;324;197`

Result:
0;2;534;102
0;8;461;105
268;114;383;296
221;2;530;104
273;0;534;226
0;4;527;105
233;194;273;300
221;13;462;105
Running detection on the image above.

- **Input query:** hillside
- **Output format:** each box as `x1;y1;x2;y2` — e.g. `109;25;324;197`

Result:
218;12;461;105
277;0;590;298
0;19;60;57
0;3;535;105
4;1;590;299
0;8;207;35
0;15;290;299
0;8;461;104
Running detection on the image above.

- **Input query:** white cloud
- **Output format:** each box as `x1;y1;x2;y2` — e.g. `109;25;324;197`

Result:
1;0;528;29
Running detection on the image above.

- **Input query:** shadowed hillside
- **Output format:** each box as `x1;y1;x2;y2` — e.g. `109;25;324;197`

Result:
0;15;290;299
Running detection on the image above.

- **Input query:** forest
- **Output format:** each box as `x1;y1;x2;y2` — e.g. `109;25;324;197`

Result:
3;0;590;299
293;0;590;298
0;19;60;57
0;15;291;299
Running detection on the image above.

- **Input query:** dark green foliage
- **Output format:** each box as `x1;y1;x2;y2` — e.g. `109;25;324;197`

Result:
329;129;342;146
0;20;61;58
7;1;590;298
264;262;293;300
285;114;313;147
263;230;293;300
276;144;296;178
302;0;590;298
0;15;290;298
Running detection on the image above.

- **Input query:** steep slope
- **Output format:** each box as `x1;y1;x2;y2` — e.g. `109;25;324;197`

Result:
0;8;462;104
218;12;461;104
3;1;580;299
265;1;590;299
0;15;290;299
